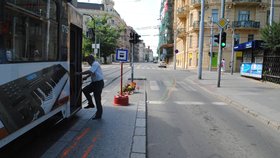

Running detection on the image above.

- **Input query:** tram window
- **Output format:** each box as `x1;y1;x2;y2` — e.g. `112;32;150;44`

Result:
0;2;59;64
50;1;57;20
6;0;48;17
48;23;58;60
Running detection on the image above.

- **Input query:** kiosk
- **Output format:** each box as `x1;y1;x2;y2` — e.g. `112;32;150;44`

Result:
234;40;264;79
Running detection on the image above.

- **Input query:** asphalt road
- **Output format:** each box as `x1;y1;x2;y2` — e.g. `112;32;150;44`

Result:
133;63;280;158
2;62;280;158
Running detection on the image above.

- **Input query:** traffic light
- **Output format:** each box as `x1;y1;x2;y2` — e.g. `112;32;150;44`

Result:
134;33;141;43
129;32;135;43
214;33;220;44
221;32;226;48
86;28;95;41
129;32;142;44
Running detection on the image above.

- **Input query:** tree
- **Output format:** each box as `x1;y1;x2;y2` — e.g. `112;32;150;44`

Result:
83;14;124;63
260;22;280;53
82;34;93;57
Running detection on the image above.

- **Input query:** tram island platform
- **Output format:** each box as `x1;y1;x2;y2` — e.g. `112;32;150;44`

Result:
41;79;147;158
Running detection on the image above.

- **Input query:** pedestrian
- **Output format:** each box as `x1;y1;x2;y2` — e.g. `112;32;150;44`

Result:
76;55;104;120
221;58;226;73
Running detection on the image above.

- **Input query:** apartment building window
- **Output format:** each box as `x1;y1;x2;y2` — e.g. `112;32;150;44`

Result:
238;11;250;21
234;34;240;46
190;13;193;26
267;10;270;25
189;35;193;48
197;35;199;48
212;9;218;23
248;34;254;41
199;11;201;22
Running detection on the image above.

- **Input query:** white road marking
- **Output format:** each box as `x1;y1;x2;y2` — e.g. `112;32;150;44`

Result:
174;101;204;105
147;101;165;104
178;81;197;91
150;81;160;91
212;102;228;106
147;101;228;106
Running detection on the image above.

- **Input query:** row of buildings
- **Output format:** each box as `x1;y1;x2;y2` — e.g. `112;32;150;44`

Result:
158;0;280;73
75;0;153;63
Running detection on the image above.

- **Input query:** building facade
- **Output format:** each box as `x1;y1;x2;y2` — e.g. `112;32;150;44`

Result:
158;0;174;63
77;0;130;61
174;0;280;71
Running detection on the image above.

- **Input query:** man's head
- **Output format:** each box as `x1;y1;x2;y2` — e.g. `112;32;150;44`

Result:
85;54;95;65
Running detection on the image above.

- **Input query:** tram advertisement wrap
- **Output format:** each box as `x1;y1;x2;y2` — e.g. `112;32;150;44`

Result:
0;64;69;139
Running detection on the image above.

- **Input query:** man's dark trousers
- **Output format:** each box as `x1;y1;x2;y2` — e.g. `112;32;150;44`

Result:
83;80;104;117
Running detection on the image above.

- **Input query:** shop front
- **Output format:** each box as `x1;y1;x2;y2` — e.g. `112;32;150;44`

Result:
234;40;264;79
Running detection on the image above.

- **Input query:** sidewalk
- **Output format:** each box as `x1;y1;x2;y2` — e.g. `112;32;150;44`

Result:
41;79;147;158
186;70;280;131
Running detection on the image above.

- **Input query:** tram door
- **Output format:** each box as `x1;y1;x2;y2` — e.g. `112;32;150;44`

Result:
70;24;82;113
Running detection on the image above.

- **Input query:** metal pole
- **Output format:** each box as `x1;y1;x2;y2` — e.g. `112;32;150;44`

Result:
83;14;96;55
120;62;123;96
174;20;177;70
209;16;213;71
131;43;134;83
198;0;205;79
174;31;177;70
98;37;100;61
217;0;225;87
94;31;97;56
270;0;274;25
230;27;235;75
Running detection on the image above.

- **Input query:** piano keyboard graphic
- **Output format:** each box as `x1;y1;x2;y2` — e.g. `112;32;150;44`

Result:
0;64;68;133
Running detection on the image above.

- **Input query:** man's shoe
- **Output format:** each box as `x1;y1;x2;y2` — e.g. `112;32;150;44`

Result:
92;116;102;120
84;103;95;109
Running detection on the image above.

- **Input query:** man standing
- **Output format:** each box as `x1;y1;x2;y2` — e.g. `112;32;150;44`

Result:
221;58;226;72
77;55;104;120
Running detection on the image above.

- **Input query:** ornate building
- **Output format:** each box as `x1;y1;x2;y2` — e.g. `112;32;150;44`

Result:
77;0;130;58
174;0;280;71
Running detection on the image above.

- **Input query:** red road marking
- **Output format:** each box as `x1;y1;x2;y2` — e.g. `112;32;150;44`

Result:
81;132;100;158
61;128;90;158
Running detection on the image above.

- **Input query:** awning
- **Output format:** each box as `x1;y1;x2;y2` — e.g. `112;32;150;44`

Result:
234;40;264;51
160;43;174;49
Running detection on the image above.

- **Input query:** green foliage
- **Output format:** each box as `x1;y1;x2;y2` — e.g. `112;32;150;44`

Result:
260;22;280;53
82;34;92;57
83;14;125;63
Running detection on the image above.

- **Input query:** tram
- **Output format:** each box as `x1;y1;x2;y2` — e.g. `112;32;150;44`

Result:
0;0;83;148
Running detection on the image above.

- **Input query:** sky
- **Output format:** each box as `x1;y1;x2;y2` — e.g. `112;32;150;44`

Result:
77;0;162;56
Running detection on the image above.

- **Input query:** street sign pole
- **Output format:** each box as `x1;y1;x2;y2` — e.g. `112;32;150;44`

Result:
198;0;205;80
209;16;214;71
217;0;226;87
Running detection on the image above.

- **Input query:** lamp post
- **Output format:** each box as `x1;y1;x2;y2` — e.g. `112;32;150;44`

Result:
225;21;235;75
198;0;205;79
230;25;235;75
83;14;96;55
209;16;214;72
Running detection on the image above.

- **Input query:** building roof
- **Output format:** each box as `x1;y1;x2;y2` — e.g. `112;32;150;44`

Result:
77;2;104;10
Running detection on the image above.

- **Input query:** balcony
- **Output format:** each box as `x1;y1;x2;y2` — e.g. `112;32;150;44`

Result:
177;6;189;19
232;20;260;30
232;0;261;2
191;21;203;31
230;0;262;6
191;0;201;8
177;28;186;38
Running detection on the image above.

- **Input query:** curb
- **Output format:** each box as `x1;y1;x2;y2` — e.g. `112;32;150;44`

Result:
186;78;280;131
130;80;147;158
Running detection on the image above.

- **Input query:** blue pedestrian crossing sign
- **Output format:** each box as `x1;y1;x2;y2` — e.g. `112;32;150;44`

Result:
116;49;128;62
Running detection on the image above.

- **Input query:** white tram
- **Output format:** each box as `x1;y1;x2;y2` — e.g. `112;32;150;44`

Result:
0;0;83;148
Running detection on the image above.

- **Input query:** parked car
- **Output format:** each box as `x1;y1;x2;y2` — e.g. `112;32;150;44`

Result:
158;61;167;68
153;60;158;63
